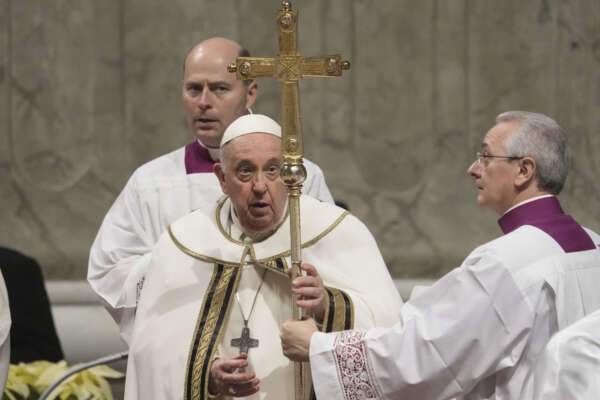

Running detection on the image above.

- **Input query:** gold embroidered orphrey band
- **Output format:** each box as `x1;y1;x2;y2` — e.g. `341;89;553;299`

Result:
182;260;355;400
168;197;353;399
184;263;240;400
167;196;351;268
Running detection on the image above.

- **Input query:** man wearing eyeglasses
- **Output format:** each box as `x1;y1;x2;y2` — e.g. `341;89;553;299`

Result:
281;111;600;400
467;112;565;216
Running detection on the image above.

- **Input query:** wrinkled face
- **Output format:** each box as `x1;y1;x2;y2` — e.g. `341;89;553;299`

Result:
467;121;521;214
215;133;287;236
182;46;257;147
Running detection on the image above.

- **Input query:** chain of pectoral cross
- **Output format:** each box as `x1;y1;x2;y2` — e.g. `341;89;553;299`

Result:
230;267;268;357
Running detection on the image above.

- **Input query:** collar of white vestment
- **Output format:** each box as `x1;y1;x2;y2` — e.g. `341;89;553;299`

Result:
227;198;289;242
167;195;349;273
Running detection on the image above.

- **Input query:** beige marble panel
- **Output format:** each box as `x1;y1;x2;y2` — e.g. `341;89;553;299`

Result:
468;0;558;137
353;1;435;191
462;0;564;249
91;0;133;194
5;1;97;277
123;0;243;165
10;1;95;192
552;0;600;227
291;0;327;165
303;0;354;171
343;1;450;276
416;0;481;274
1;1;599;280
467;0;600;235
0;0;8;163
236;0;281;120
2;0;123;278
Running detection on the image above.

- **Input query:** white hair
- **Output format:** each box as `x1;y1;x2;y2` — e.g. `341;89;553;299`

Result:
497;111;571;194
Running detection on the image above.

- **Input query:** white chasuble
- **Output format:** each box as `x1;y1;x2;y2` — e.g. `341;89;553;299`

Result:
87;145;333;344
124;195;402;400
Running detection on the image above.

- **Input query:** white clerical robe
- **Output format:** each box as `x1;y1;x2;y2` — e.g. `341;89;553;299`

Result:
88;145;333;343
527;308;600;399
0;271;11;394
309;225;600;400
124;195;402;400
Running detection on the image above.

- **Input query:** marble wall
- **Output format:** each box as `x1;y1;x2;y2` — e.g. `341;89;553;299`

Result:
1;0;599;280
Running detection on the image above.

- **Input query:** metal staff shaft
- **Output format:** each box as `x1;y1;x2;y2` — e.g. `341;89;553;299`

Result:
227;3;350;398
279;77;308;400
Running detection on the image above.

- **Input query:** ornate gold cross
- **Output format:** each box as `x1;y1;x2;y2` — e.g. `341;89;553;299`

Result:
228;0;349;290
228;2;350;399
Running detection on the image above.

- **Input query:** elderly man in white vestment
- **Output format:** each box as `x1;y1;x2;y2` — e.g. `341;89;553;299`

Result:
281;111;600;400
123;114;403;400
87;37;333;344
526;307;600;399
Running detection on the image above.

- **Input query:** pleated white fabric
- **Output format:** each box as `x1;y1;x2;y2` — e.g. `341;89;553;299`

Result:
310;225;600;400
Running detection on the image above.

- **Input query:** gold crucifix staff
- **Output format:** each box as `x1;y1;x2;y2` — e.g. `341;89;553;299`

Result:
228;1;350;399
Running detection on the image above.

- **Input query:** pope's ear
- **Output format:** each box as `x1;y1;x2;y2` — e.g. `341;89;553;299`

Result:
515;156;536;188
245;81;258;109
213;163;228;193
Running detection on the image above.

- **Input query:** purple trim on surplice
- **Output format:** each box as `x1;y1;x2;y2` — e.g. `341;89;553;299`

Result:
498;196;595;253
184;140;217;174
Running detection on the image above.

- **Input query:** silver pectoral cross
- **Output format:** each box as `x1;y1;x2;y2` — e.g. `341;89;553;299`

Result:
231;326;259;355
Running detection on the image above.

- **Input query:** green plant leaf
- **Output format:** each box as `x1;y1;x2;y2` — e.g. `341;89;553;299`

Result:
5;361;123;400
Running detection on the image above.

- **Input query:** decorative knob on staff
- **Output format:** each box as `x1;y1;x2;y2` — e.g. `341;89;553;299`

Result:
228;2;350;398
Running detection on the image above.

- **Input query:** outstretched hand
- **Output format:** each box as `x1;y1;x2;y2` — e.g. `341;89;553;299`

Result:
209;354;260;397
289;263;326;321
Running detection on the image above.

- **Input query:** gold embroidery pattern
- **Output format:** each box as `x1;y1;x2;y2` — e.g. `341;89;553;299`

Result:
259;210;350;262
300;211;349;250
171;200;351;399
169;226;231;265
324;287;354;332
248;257;288;277
264;257;288;273
184;264;241;400
171;224;290;278
215;197;244;246
169;200;349;268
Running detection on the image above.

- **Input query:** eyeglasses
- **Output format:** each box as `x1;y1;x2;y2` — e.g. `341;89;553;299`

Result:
474;152;523;165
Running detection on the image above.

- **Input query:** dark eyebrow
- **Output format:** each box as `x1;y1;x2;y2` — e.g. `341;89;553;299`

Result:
185;81;202;88
209;81;232;87
185;80;231;88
